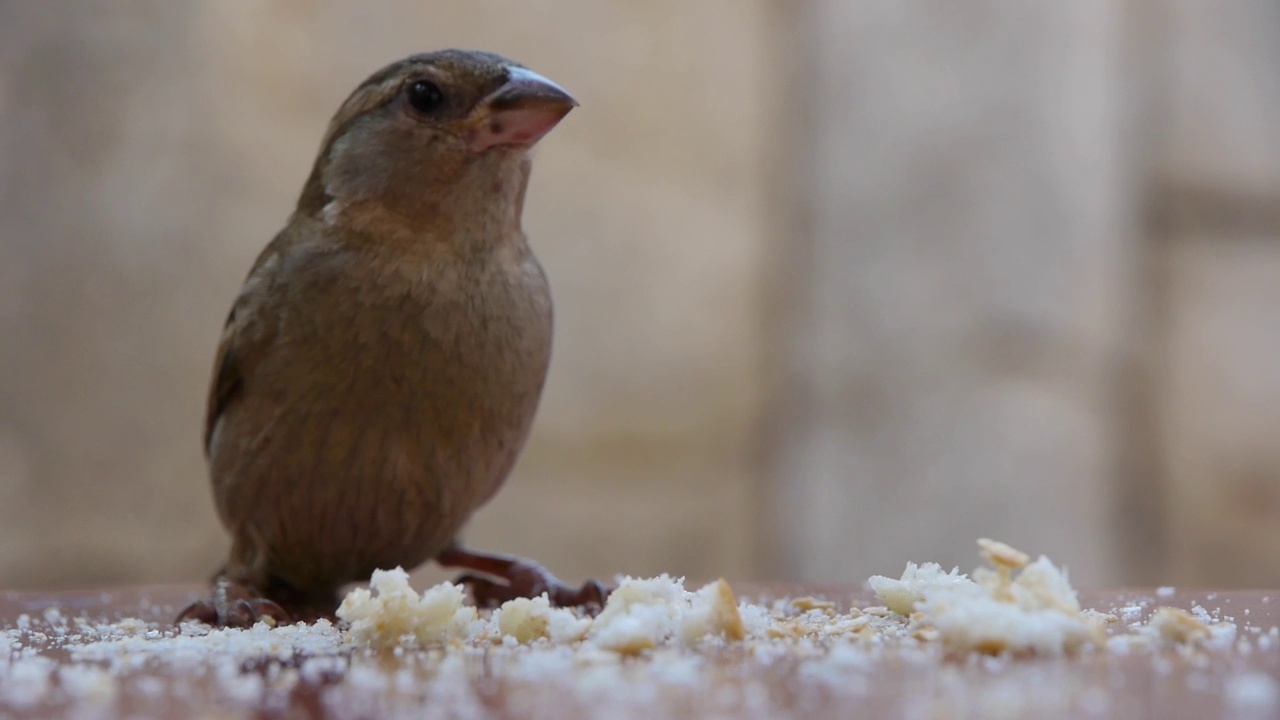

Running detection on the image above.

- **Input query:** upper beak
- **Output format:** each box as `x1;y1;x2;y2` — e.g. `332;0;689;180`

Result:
467;66;577;152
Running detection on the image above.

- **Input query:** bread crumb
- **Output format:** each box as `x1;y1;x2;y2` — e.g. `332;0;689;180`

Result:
588;575;687;654
977;538;1029;571
788;597;836;613
336;567;475;648
679;579;745;645
495;595;591;644
6;538;1270;718
1146;607;1210;645
870;540;1097;656
206;540;1253;666
867;563;968;616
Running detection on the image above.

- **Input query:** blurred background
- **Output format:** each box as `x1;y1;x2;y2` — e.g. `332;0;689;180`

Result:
1;0;1278;592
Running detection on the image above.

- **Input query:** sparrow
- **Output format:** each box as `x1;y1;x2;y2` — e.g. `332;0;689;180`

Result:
179;50;607;627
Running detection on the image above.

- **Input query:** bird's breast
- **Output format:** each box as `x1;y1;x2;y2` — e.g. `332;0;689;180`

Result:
295;244;552;495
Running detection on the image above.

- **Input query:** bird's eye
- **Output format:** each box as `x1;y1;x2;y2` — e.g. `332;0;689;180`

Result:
406;80;444;114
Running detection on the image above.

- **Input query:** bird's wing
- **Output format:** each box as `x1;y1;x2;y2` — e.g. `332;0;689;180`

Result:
203;240;288;455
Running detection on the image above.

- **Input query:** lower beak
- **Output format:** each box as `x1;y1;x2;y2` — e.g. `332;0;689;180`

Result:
467;67;577;152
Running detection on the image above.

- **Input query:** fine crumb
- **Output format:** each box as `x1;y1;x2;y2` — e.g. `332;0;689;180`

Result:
788;597;836;613
327;539;1248;660
57;664;118;704
1;655;56;710
1226;672;1280;714
6;537;1266;718
1156;586;1176;598
1146;607;1210;645
1117;604;1144;623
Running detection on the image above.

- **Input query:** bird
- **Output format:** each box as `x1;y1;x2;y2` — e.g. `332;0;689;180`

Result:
179;50;607;627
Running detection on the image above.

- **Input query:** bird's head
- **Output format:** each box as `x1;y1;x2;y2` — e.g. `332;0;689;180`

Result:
297;50;577;242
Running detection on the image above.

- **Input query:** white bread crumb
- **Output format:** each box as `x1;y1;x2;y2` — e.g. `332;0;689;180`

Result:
1146;607;1210;645
870;541;1097;655
5;539;1267;717
867;563;968;616
494;595;591;644
678;579;746;645
588;574;688;654
977;538;1029;570
336;567;475;648
330;541;1227;660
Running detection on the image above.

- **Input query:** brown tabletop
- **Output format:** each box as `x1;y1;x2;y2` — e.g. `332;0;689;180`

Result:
2;584;1279;719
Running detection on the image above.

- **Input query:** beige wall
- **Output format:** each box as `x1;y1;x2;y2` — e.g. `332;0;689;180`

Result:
0;1;1277;592
1154;0;1280;586
769;0;1150;587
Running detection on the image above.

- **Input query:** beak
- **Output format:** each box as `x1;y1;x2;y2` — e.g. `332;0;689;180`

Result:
467;66;578;152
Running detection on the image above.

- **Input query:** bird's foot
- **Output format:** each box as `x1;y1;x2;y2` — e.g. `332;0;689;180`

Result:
435;545;611;610
175;578;292;628
456;571;611;610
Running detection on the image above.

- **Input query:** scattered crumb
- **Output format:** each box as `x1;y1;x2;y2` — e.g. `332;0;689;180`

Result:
2;539;1273;719
325;542;1261;662
788;597;836;613
1148;607;1209;644
1116;604;1144;623
1226;672;1280;714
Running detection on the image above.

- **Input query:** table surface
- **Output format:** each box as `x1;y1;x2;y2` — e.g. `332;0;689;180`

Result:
2;583;1279;720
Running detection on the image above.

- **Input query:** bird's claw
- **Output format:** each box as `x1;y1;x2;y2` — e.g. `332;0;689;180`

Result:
454;567;610;610
175;579;292;628
436;544;613;611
